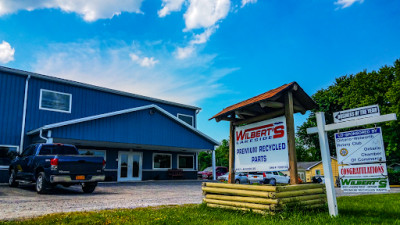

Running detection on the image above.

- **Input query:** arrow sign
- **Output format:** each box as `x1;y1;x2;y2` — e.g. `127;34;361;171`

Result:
333;105;380;123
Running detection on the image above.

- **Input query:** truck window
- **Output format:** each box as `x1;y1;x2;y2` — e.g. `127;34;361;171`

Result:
39;145;79;155
22;145;35;157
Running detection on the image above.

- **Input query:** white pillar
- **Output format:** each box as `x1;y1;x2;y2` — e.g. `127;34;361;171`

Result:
195;152;199;171
212;149;216;180
316;112;338;217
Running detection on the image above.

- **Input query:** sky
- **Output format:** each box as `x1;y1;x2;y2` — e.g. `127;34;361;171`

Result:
0;0;400;143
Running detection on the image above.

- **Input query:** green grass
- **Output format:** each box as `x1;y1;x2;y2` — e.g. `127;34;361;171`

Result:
2;193;400;225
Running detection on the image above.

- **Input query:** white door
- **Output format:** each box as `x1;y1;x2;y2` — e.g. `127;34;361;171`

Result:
118;152;142;182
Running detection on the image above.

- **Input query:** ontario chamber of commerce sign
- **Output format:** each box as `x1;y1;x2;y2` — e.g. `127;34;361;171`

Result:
335;127;386;164
235;116;289;172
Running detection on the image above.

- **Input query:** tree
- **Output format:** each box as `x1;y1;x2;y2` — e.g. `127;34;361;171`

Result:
297;59;400;164
198;151;212;171
215;139;229;167
198;139;230;171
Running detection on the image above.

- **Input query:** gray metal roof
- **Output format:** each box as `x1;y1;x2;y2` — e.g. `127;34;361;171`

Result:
297;161;321;170
0;66;201;111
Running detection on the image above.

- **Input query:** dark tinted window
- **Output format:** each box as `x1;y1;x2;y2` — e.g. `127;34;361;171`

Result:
177;114;193;126
40;90;71;112
39;145;78;155
153;154;171;169
22;145;35;157
178;155;194;169
0;146;18;166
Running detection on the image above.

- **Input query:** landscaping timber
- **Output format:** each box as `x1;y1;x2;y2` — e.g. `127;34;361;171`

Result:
271;188;325;198
206;203;269;215
206;194;278;205
202;187;271;198
279;194;327;203
202;182;326;214
275;184;324;192
204;182;277;192
204;198;274;211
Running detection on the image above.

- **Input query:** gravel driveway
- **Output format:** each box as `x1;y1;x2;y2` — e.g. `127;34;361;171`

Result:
0;180;205;221
0;181;399;221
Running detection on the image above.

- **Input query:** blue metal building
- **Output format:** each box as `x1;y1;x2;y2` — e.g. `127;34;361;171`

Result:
0;66;218;182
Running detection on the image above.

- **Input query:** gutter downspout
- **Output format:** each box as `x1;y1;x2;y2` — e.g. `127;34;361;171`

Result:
39;128;49;143
19;75;31;153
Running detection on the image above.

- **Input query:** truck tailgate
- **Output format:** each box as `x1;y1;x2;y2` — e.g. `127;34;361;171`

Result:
57;155;103;174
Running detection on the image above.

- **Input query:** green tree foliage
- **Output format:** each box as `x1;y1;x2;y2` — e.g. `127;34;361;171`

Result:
198;139;230;171
215;139;229;167
297;59;400;164
198;151;212;171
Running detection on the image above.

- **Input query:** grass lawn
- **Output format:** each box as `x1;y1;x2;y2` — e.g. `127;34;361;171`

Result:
2;193;400;225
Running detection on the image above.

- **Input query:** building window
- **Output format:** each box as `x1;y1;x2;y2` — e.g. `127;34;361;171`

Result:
177;113;194;126
39;89;72;113
315;169;321;176
153;153;172;169
0;146;19;169
178;155;194;170
79;149;106;161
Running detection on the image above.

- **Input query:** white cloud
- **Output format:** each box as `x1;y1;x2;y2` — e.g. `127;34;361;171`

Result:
334;0;364;9
190;26;218;45
0;0;143;21
241;0;257;8
158;0;185;17
167;0;231;59
0;40;14;64
31;41;237;105
129;53;159;67
184;0;231;30
175;26;217;59
175;46;195;59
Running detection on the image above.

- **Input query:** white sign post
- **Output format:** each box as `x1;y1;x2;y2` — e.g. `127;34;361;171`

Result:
234;116;289;172
307;110;397;217
315;112;338;217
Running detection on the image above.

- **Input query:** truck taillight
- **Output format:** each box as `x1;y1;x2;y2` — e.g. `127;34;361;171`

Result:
51;158;58;170
102;159;106;169
263;172;266;178
50;158;58;166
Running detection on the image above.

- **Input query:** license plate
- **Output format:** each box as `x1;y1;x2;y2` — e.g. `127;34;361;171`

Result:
76;175;85;180
253;176;257;178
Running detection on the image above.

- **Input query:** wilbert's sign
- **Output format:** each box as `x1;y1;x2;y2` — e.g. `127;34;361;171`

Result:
234;116;289;172
340;177;390;192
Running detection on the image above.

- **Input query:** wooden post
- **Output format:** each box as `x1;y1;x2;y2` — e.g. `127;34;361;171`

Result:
285;91;298;184
228;122;235;183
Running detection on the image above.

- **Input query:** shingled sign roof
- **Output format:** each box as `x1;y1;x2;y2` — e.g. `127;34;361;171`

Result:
210;82;317;123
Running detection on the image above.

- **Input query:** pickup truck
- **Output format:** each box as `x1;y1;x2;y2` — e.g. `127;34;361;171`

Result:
8;143;105;194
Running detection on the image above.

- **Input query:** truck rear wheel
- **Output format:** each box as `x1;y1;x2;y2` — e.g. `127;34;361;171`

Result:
82;182;97;193
8;169;19;187
36;172;49;194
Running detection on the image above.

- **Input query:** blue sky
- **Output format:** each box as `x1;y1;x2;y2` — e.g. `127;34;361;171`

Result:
0;0;399;143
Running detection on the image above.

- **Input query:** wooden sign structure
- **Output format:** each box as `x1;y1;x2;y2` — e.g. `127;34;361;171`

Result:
210;82;317;185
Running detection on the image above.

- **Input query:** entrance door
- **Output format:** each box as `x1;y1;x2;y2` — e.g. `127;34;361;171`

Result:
118;152;142;182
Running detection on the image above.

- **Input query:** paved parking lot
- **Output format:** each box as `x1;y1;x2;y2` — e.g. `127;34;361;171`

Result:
0;181;399;221
0;180;205;221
